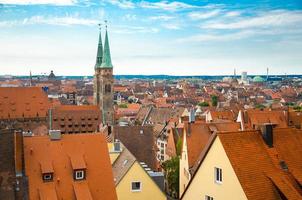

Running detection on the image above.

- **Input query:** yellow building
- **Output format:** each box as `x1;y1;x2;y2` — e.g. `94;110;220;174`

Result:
179;123;213;196
108;141;166;200
181;127;302;200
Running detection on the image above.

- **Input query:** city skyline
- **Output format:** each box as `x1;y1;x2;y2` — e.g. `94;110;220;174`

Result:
0;0;302;76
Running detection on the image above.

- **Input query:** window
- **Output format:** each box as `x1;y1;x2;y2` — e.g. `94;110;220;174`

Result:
74;170;85;180
42;173;53;181
215;167;222;183
205;195;214;200
105;84;111;93
131;181;142;192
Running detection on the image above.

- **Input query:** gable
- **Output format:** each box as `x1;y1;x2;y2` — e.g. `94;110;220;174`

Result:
182;137;248;200
116;162;165;200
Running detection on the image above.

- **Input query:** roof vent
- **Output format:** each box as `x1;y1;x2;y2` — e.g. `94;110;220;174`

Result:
114;140;122;152
189;108;195;123
260;124;273;148
140;130;144;134
49;130;61;140
279;160;288;171
23;130;33;137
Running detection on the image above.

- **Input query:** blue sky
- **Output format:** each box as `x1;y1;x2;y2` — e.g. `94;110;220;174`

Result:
0;0;302;76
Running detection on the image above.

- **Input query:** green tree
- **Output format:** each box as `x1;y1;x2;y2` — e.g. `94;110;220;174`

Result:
293;106;302;111
176;138;182;156
162;156;179;198
198;102;209;107
211;95;218;107
255;104;266;109
118;103;128;108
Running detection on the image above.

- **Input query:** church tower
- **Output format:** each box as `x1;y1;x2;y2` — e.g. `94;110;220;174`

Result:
93;24;114;126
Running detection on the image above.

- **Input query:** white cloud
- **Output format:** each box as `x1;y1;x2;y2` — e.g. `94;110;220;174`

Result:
0;0;76;5
140;1;197;11
149;15;175;21
162;23;180;30
178;28;302;43
224;11;241;17
105;0;135;9
188;10;221;20
123;14;137;21
178;30;255;43
0;16;98;27
203;10;302;29
112;25;159;34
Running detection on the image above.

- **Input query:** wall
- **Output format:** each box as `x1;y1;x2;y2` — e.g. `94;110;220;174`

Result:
116;161;165;200
179;130;190;196
182;137;248;200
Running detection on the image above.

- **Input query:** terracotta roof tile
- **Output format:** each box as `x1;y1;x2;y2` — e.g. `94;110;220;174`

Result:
0;87;50;119
24;133;117;200
73;182;93;200
184;123;212;168
218;128;302;200
38;184;58;200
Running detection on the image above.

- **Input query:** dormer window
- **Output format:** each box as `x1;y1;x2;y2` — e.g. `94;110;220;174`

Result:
71;155;87;181
74;170;85;180
40;160;54;182
42;173;53;181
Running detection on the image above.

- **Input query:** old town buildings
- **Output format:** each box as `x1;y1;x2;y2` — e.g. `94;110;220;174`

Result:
1;25;302;200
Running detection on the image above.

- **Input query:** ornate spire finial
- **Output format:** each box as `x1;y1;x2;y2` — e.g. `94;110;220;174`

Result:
104;20;108;28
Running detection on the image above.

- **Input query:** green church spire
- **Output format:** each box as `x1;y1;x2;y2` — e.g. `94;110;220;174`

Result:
94;25;103;69
100;24;113;68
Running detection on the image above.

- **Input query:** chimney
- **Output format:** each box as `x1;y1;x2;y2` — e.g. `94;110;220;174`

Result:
49;130;61;140
114;139;122;152
261;124;273;148
189;108;195;123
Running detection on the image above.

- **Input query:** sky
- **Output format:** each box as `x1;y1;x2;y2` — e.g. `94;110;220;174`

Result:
0;0;302;76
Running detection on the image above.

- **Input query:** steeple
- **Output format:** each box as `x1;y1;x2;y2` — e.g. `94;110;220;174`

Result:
94;24;103;69
100;23;113;68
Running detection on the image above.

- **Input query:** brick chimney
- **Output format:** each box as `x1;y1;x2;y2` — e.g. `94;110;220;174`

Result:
261;123;274;148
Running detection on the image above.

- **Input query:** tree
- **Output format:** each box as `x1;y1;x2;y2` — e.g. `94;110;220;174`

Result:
198;102;209;107
211;95;218;107
293;105;302;111
118;103;128;108
255;104;266;109
176;138;182;156
162;156;179;198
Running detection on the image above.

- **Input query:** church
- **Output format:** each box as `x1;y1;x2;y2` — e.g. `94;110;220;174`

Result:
93;25;115;127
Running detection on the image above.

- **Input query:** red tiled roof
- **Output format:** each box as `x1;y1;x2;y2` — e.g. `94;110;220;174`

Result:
0;87;50;119
246;110;288;128
219;128;302;200
184;123;212;168
24;133;117;200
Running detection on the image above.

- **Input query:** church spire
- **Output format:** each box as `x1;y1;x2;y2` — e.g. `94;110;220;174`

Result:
94;24;103;69
100;22;113;68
